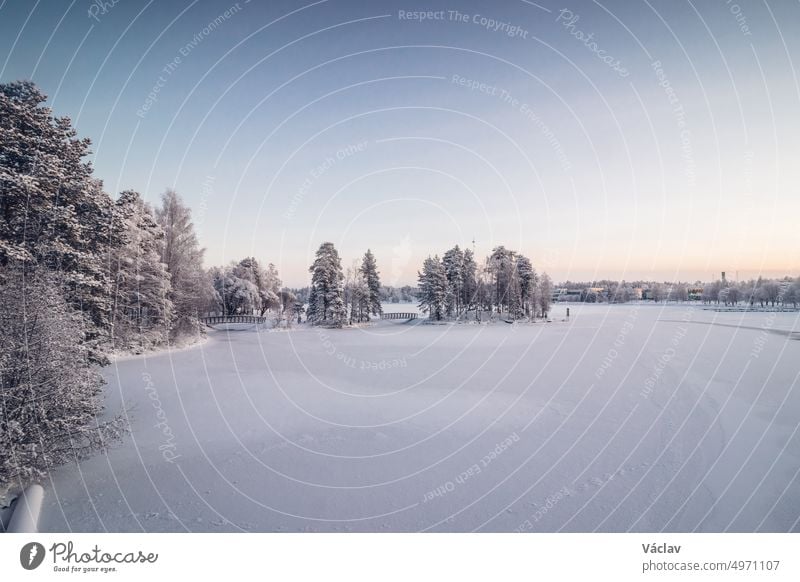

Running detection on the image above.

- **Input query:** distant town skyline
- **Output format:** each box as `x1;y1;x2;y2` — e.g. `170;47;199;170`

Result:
2;0;798;286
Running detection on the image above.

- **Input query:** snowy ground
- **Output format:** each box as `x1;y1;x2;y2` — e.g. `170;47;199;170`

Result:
39;303;800;532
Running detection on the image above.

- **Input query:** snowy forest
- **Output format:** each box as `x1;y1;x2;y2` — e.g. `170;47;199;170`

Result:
2;80;799;497
0;81;559;489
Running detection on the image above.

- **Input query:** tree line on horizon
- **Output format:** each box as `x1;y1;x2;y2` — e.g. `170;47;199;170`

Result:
558;277;800;307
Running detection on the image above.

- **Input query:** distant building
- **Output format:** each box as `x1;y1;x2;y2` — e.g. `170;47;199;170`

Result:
554;288;582;302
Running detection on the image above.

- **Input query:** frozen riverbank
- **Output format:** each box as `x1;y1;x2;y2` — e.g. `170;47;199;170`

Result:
39;304;800;532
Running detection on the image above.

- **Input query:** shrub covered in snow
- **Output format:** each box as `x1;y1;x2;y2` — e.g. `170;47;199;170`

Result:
0;267;125;489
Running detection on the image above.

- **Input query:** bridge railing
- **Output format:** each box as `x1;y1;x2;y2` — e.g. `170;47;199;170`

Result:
199;315;266;325
380;312;418;320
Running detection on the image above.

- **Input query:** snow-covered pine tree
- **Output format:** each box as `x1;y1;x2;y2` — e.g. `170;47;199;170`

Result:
461;248;478;314
306;284;319;323
359;249;382;317
488;246;515;314
418;255;448;320
515;254;536;318
0;267;125;486
344;263;356;325
155;189;212;335
508;263;524;320
442;245;464;317
0;81;115;361
472;256;490;321
108;190;173;351
307;242;346;326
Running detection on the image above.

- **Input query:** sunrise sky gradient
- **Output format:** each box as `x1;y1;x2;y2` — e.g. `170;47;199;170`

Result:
1;0;798;286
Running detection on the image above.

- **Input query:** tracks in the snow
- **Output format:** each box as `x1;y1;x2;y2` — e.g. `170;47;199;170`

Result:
657;319;800;340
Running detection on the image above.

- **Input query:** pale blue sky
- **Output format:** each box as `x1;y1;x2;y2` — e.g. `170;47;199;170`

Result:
2;0;798;285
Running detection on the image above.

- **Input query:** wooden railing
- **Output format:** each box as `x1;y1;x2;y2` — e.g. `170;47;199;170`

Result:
199;315;266;325
380;312;418;320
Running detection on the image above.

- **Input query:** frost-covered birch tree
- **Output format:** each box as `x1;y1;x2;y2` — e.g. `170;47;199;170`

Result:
345;262;370;324
156;189;213;334
537;273;553;318
461;248;478;313
418;255;448;321
210;264;260;315
515;254;536;318
442;245;464;317
359;249;382;317
108;190;173;351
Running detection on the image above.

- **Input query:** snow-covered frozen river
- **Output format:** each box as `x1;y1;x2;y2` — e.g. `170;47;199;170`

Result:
40;304;800;532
